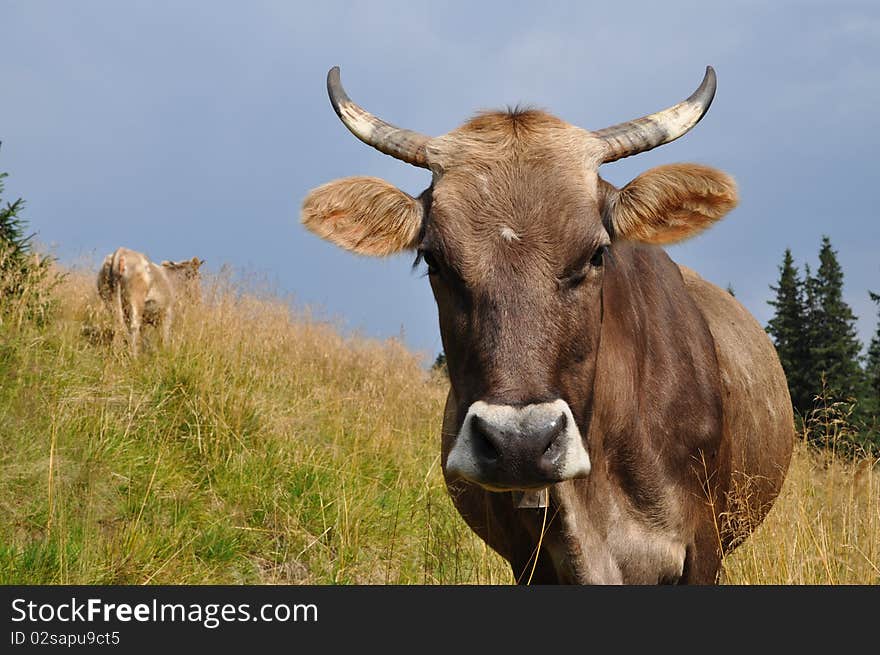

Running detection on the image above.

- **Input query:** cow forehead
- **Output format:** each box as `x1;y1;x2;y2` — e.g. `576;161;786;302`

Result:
430;164;600;242
424;115;608;278
427;109;606;219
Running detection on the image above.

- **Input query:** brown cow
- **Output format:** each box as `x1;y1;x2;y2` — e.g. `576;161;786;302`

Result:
97;247;203;355
301;66;794;584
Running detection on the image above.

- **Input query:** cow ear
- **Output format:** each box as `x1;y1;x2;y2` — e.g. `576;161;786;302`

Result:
301;176;424;256
602;164;738;245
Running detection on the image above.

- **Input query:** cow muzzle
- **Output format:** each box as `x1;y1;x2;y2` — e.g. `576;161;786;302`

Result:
445;400;591;490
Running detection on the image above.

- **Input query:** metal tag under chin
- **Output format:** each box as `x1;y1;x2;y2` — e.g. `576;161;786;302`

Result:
513;488;549;509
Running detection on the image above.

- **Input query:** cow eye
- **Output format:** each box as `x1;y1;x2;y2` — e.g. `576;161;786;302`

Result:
420;250;440;275
590;245;607;268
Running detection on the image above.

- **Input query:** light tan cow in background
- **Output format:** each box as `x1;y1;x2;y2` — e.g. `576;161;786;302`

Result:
97;247;203;354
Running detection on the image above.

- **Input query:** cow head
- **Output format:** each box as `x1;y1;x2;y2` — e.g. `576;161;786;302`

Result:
161;257;205;302
302;67;737;491
161;257;204;279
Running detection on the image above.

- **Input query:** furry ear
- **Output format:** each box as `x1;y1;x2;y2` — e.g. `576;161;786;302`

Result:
301;176;424;256
603;164;738;245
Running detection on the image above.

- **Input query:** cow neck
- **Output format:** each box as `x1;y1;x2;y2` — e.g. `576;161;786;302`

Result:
541;243;725;583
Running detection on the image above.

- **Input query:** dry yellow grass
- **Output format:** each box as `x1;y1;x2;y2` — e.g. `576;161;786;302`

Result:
0;264;876;584
724;441;879;584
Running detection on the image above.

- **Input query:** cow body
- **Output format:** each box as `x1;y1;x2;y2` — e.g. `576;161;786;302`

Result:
441;246;792;584
97;247;202;354
301;66;794;584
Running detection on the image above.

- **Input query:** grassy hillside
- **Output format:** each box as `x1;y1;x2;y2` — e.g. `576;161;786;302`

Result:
0;267;877;584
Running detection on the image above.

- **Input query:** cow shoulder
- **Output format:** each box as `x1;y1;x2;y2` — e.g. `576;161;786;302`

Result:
598;244;723;444
678;263;793;446
677;265;794;535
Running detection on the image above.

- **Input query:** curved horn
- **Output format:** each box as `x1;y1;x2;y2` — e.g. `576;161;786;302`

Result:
327;66;432;168
594;66;717;164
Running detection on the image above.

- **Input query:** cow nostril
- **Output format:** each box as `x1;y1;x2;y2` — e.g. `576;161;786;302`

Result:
470;415;501;462
540;413;568;459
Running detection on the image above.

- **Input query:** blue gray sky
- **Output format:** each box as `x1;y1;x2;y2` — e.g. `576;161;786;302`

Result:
2;1;878;361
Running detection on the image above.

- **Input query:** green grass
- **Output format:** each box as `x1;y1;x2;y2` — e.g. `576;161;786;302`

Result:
0;268;510;584
0;266;876;584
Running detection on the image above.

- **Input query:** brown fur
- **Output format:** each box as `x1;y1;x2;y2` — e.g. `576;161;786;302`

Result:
678;265;794;549
603;164;738;244
301;176;423;256
97;247;203;355
305;106;793;584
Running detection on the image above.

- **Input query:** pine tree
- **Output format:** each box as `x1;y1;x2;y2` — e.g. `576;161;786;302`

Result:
806;236;864;404
0;170;35;298
0;162;56;320
432;351;448;376
865;291;880;414
767;249;811;414
801;262;821;406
